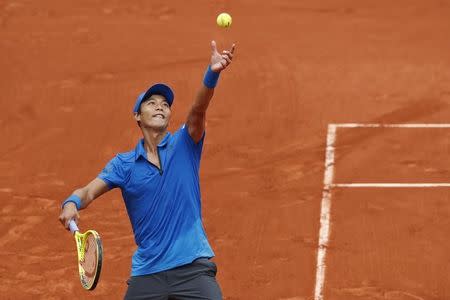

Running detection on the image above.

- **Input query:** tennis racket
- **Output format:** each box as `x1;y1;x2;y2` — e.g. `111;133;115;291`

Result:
69;220;103;290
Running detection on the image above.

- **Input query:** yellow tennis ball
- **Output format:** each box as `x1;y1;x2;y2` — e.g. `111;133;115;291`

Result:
216;13;232;28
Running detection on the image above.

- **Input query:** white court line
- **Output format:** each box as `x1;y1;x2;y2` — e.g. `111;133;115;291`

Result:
314;124;337;300
334;123;450;128
313;123;450;300
332;183;450;188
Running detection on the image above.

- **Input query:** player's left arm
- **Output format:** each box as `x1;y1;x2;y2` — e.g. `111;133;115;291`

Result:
186;41;236;143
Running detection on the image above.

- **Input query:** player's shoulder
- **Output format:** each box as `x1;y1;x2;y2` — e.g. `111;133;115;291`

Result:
103;150;134;176
176;123;205;145
172;124;185;136
115;150;135;163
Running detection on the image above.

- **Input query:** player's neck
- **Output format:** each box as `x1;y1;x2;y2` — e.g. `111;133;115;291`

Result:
141;128;167;154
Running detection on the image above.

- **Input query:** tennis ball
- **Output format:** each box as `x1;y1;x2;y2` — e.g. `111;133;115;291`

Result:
216;13;232;28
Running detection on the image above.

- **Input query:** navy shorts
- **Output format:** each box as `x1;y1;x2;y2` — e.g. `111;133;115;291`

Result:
124;258;222;300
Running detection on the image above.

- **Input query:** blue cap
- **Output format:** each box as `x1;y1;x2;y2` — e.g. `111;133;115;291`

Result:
133;83;174;113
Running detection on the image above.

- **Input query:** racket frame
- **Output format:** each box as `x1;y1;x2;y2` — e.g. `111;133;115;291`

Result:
69;220;103;290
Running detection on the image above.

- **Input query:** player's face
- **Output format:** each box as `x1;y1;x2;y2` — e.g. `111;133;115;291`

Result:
136;94;171;131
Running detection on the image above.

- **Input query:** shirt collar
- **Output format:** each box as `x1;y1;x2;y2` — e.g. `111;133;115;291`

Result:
134;132;171;161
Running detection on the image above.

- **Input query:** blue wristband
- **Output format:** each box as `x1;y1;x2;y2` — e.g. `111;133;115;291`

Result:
62;194;82;210
203;65;220;88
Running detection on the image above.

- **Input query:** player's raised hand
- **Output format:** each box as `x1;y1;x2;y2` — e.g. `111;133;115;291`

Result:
210;40;235;72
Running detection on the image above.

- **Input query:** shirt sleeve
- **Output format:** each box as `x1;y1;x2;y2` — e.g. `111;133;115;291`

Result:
97;156;124;189
180;123;205;161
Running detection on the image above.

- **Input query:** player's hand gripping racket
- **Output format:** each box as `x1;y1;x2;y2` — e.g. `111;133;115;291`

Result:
69;220;103;290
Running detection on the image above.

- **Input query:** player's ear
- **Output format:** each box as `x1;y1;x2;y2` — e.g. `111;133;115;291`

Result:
134;112;141;122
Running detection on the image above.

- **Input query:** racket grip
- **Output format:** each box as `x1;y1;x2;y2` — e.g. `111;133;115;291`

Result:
69;220;79;233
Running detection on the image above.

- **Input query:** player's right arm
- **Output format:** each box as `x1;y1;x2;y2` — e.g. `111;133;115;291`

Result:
58;178;110;229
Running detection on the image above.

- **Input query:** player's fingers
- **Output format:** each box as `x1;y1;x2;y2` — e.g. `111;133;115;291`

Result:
64;218;71;229
222;50;233;60
211;40;217;54
221;55;232;64
230;43;236;54
58;213;65;226
59;210;70;229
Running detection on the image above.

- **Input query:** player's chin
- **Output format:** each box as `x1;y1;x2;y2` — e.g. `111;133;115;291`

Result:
145;120;168;131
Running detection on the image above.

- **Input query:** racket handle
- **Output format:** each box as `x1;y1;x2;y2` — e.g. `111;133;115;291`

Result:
69;220;79;234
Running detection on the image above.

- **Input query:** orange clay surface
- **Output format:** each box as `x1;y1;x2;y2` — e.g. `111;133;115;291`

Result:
0;0;449;299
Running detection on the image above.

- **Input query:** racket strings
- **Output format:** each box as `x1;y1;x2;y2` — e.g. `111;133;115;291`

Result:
81;234;98;281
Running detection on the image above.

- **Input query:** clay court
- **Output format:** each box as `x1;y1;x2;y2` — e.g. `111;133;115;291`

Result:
1;0;449;299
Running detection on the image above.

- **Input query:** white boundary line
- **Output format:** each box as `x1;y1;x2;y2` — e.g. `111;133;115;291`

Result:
313;123;450;300
314;124;337;300
334;123;450;128
332;183;450;188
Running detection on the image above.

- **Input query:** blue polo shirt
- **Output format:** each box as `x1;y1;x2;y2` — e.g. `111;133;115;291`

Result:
97;124;214;276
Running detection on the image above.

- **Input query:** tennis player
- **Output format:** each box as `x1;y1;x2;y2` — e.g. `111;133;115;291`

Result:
59;40;235;299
